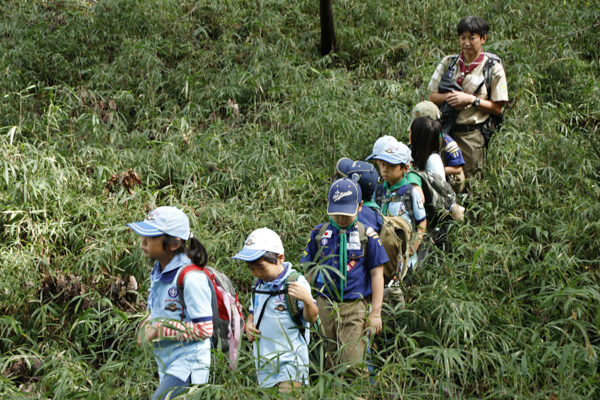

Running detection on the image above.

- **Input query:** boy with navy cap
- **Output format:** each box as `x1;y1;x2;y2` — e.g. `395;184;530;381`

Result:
335;157;382;233
300;178;388;375
233;228;318;391
373;142;427;273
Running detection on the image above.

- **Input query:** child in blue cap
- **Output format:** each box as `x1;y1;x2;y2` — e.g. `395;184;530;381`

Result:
335;158;382;233
233;228;318;391
127;206;213;400
301;178;388;376
373;142;428;273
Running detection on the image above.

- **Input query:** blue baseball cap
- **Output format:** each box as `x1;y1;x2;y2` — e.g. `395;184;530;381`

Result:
373;141;412;165
366;135;398;161
327;178;362;216
232;228;285;262
335;158;379;198
127;206;191;240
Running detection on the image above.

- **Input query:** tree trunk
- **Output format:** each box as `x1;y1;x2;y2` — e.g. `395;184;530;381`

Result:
319;0;336;56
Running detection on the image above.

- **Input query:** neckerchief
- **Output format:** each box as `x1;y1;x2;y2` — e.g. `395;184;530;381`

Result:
456;51;485;86
382;179;406;215
328;216;357;300
363;200;380;209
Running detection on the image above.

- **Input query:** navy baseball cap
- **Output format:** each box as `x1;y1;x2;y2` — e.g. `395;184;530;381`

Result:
335;158;379;198
327;178;362;216
127;206;191;240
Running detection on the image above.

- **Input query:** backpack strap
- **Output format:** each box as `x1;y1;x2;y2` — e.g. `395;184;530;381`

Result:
445;54;460;75
284;272;305;337
176;264;218;325
355;221;368;255
374;183;385;208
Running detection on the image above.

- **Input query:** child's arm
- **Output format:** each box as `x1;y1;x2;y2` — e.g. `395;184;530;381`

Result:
366;265;384;336
445;165;463;176
287;282;318;324
245;313;261;341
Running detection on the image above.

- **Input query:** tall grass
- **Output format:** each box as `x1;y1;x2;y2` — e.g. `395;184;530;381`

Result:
0;0;599;398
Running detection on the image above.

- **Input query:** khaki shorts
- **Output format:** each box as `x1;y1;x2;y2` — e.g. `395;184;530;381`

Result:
452;128;485;181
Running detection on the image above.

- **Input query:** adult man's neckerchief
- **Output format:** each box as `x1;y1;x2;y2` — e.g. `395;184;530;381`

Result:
457;51;485;86
328;216;357;300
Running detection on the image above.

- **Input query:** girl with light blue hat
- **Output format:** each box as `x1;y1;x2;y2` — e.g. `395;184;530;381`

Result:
127;206;213;400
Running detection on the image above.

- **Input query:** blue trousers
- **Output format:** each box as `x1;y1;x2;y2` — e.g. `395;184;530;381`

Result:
152;374;191;400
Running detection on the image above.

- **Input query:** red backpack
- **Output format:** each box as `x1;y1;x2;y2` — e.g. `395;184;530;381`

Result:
176;265;245;369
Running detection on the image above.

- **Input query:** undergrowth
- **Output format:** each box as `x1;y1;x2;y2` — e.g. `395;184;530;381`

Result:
0;0;599;398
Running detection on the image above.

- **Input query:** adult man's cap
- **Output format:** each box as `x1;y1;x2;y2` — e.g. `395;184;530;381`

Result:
373;141;412;165
127;206;190;240
410;101;441;125
335;158;379;198
327;178;362;216
366;135;398;161
232;228;285;262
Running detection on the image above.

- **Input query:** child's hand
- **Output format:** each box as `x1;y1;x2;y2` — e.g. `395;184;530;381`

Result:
137;318;157;346
245;322;261;341
365;312;382;337
287;282;311;303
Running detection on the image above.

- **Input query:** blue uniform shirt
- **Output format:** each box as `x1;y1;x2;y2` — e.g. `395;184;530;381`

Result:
300;221;389;301
358;205;383;234
148;253;213;384
443;134;465;167
248;263;314;387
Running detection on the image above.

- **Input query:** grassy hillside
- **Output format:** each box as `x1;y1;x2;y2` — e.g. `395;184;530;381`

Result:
1;0;599;398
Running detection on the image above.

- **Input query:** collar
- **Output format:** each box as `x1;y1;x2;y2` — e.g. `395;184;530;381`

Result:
256;262;291;291
152;253;192;283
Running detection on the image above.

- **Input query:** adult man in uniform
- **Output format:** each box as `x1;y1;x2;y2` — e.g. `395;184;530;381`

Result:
428;16;508;181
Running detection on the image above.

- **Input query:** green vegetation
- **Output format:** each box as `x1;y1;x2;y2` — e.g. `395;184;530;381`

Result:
1;0;599;398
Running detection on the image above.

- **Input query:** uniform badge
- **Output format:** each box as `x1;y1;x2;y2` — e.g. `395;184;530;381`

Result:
349;231;360;243
322;230;332;238
352;173;360;182
168;287;178;298
321;238;329;246
500;83;507;93
366;227;377;237
165;303;180;312
347;260;357;272
279;294;286;301
274;304;287;312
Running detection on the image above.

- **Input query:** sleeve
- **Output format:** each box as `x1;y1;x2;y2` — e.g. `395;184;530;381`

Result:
490;62;508;102
427;57;452;93
182;272;213;322
444;135;465;167
365;231;389;270
300;226;322;264
412;189;427;224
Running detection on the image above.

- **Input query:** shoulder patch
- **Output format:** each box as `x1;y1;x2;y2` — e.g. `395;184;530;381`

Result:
366;227;377;237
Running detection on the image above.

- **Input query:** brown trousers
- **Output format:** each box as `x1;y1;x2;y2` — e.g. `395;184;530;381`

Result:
452;128;486;181
316;296;369;375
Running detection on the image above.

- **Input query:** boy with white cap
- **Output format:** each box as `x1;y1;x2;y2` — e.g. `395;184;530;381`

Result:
233;228;318;391
373;142;428;273
300;178;388;375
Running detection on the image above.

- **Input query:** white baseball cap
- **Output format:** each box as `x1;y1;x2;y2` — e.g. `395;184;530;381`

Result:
127;206;191;240
366;135;399;160
232;228;285;262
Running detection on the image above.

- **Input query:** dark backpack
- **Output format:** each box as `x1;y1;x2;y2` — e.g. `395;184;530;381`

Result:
250;273;326;371
176;265;245;369
446;52;505;147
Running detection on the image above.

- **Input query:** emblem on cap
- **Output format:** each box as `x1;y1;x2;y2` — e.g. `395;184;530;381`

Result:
351;173;360;182
385;148;394;153
332;190;352;202
168;287;178;298
245;238;256;246
146;212;156;221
